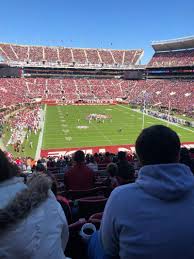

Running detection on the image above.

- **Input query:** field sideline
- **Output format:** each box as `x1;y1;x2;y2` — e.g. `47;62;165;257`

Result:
42;104;194;150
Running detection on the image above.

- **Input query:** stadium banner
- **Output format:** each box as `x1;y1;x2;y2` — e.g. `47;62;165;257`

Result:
41;144;134;157
41;100;121;106
44;102;117;106
40;142;194;157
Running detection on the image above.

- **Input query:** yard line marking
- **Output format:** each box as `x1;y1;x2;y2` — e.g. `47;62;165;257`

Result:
62;129;70;133
65;136;72;141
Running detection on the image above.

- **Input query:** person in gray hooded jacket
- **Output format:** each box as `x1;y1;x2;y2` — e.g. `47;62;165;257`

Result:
89;125;194;259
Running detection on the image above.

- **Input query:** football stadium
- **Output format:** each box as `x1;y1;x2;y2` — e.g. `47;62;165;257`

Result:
0;1;194;258
0;40;193;159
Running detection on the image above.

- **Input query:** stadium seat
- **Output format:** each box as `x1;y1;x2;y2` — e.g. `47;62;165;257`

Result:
77;196;107;219
57;195;73;224
67;186;109;200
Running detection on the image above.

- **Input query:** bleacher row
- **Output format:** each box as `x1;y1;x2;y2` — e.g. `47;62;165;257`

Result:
0;78;193;111
0;43;143;66
0;78;133;106
148;49;194;67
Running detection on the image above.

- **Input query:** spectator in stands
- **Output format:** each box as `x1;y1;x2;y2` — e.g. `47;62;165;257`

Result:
87;156;98;172
0;150;69;258
94;153;100;163
35;160;46;173
103;152;112;165
89;125;194;259
117;151;126;160
64;150;94;190
180;147;194;173
49;173;72;225
116;151;135;184
105;162;119;189
190;148;194;159
117;161;135;185
47;157;56;168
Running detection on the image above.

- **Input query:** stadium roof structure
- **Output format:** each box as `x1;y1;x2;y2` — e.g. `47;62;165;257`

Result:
151;36;194;52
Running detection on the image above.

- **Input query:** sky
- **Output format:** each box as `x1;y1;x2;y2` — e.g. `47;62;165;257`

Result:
0;0;194;64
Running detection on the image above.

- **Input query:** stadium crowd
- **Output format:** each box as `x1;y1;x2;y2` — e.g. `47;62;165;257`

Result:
0;78;193;112
0;43;142;67
127;79;194;113
3;105;41;152
1;125;194;258
149;49;194;67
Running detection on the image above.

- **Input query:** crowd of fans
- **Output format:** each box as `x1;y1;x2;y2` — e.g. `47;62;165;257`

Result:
3;105;41;152
127;79;194;112
0;78;193;112
0;43;142;66
0;78;134;107
1;125;194;258
11;149;136;175
148;49;194;67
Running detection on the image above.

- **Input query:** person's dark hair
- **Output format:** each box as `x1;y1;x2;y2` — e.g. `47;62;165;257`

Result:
106;163;118;177
180;147;190;161
35;163;46;173
86;154;90;163
117;151;127;161
74;150;85;163
89;156;95;163
180;147;194;173
0;150;18;182
135;125;180;165
117;162;135;181
105;152;110;157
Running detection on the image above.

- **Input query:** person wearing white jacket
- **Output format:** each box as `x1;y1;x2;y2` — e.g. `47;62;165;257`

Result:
0;151;69;259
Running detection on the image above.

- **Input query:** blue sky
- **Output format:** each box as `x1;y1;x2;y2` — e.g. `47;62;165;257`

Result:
0;0;194;64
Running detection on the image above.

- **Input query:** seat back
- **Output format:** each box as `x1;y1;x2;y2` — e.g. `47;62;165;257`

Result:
57;195;72;224
68;186;108;200
78;197;107;219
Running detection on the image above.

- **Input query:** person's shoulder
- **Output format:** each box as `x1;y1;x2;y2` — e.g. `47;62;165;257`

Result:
44;191;67;223
110;183;138;201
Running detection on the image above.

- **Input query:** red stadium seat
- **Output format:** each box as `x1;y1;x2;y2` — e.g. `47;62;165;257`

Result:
56;195;73;224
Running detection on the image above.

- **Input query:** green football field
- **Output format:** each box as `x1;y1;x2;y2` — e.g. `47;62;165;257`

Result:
42;105;194;149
